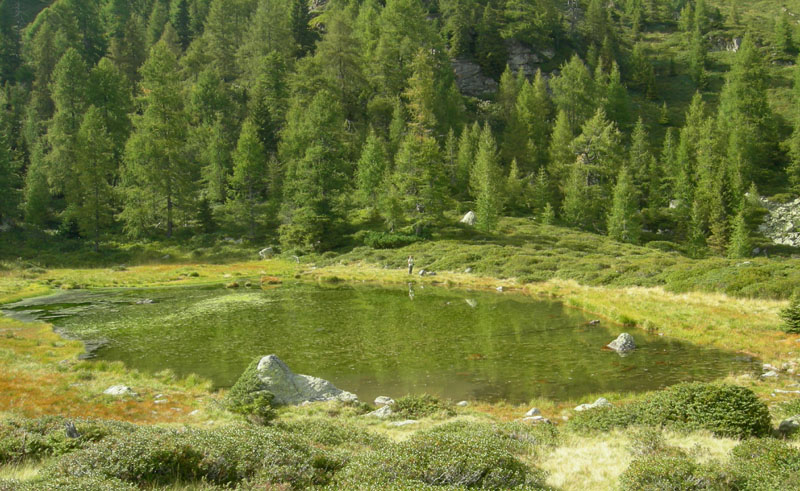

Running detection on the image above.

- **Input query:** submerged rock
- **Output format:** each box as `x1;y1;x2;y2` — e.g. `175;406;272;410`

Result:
242;354;358;406
103;385;137;397
607;333;636;353
574;398;612;412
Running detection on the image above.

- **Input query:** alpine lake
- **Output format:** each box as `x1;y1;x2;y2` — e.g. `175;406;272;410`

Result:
2;281;758;404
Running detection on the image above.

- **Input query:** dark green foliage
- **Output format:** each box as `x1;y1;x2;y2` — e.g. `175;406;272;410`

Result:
332;422;548;488
392;394;454;419
780;290;800;334
727;438;800;490
620;452;723;490
227;357;276;424
567;382;771;438
362;231;423;249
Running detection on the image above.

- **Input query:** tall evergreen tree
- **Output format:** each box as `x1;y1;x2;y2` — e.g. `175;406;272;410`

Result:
551;55;595;133
472;124;504;233
355;130;388;208
229;119;268;238
75;106;115;250
607;166;641;244
290;0;317;58
120;42;192;238
727;207;751;259
170;0;192;50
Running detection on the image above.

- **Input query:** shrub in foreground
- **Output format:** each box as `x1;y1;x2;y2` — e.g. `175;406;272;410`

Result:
780;290;800;333
619;452;723;490
726;438;800;490
227;357;276;424
392;394;454;420
332;422;548;488
567;383;771;438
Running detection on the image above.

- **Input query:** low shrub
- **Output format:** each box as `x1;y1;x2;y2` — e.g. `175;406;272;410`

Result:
332;422;547;488
5;475;138;491
276;419;389;450
47;425;337;488
0;417;133;464
568;383;771;438
619;452;723;490
726;438;800;490
392;394;454;420
227;358;276;424
362;231;423;249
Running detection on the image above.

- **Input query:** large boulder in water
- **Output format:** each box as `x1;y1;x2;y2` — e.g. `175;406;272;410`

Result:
607;333;636;353
234;354;358;406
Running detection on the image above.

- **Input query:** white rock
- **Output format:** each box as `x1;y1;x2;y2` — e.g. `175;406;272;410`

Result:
521;416;551;424
460;211;476;226
762;370;779;379
154;399;168;404
374;396;395;406
525;407;541;417
456;401;469;407
496;286;504;292
367;405;393;419
189;410;200;416
389;420;419;427
574;398;612;412
103;385;137;397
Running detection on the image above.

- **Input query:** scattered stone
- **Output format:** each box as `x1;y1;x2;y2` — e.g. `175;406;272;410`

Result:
189;410;200;416
389;420;419;427
153;394;164;399
607;333;636;353
154;399;168;405
456;401;469;407
525;407;541;417
774;389;800;394
239;354;358;406
64;422;80;439
465;299;477;308
367;405;393;419
521;416;551;424
374;396;395;406
103;385;137;397
779;416;800;436
587;320;601;326
258;247;274;259
496;286;504;292
162;254;171;260
574;398;612;412
135;299;154;305
418;269;427;276
762;370;779;379
460;210;477;226
464;267;473;274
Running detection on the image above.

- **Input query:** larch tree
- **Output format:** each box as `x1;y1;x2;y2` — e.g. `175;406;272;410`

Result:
355;130;388;209
229;119;268;238
607;166;641;244
120;42;192;238
75;106;115;250
472;123;504;233
550;54;595;133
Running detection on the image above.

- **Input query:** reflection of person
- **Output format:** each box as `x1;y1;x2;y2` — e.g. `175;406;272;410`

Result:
407;255;414;275
408;282;415;301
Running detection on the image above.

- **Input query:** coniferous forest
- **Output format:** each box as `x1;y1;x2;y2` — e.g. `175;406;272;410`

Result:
0;0;797;257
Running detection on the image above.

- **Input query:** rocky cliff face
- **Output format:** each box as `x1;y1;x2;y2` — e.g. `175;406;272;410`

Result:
452;42;555;97
758;197;800;248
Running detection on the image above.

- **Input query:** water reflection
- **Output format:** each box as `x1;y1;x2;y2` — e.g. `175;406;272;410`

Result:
3;283;759;403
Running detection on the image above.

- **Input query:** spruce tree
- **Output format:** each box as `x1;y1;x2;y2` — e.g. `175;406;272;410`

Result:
551;55;595;133
727;207;751;259
170;0;192;50
604;63;632;130
356;130;388;208
290;0;317;58
75;106;115;250
0;131;19;223
530;167;553;218
472;124;504;233
628;118;654;190
229;120;268;239
456;121;480;201
120;42;192;238
607;166;641;244
548;110;575;187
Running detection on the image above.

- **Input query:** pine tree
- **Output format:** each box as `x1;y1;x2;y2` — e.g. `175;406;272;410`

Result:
0;0;21;84
75;106;115;250
530;166;552;218
23;143;51;228
727;207;751;259
686;198;707;258
146;1;170;47
689;26;707;88
0;131;20;223
604;63;632;130
475;2;506;79
170;0;192;50
290;0;317;58
120;42;192;238
237;0;293;85
390;132;446;236
456;121;479;201
472;124;504;233
774;13;795;59
548;110;575;187
630;43;656;98
356;130;388;208
88;58;133;162
607;166;641;244
585;0;608;47
628;118;654;189
505;159;527;215
551;55;595;133
197;117;232;203
229;120;268;238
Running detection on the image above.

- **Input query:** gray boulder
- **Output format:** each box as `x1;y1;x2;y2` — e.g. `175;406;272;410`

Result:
103;385;137;397
607;333;636;353
460;211;477;226
525;407;541;417
246;355;357;406
574;398;612;412
367;405;393;419
779;416;800;436
374;396;395;406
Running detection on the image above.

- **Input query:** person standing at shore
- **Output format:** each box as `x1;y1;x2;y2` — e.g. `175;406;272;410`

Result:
407;255;414;274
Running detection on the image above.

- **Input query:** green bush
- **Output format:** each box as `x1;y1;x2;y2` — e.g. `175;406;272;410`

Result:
780;291;800;333
568;383;771;438
332;422;547;488
0;417;133;464
47;425;337;488
619;452;723;490
392;394;454;420
362;231;423;249
6;475;138;491
276;419;389;450
726;438;800;490
227;358;276;424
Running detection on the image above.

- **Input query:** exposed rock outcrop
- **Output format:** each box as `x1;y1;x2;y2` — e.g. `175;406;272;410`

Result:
451;59;497;96
607;333;636;353
242;354;358;406
460;211;477;226
574;397;612;412
757;196;800;248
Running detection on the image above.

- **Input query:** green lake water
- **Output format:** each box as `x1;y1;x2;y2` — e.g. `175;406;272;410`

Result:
2;283;757;403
